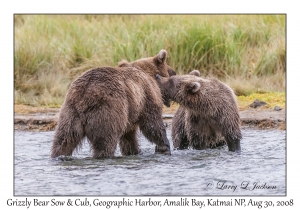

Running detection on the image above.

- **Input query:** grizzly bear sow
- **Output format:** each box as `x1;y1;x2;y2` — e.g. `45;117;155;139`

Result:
156;70;241;152
51;50;176;158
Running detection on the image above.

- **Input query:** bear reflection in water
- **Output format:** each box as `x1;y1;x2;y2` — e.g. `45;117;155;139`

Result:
156;70;242;152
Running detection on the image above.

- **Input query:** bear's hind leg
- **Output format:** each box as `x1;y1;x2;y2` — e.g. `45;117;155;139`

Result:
51;113;85;158
119;127;140;156
89;136;118;158
85;106;127;158
86;129;119;158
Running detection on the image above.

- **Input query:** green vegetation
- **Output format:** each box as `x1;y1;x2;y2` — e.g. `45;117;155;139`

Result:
238;92;286;110
14;15;286;107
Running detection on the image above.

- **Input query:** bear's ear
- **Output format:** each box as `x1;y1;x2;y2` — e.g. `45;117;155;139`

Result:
187;82;200;93
157;49;167;63
189;70;200;77
168;68;176;76
118;60;130;67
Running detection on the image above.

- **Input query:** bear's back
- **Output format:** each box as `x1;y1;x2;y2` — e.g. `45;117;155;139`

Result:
64;66;161;115
207;78;238;107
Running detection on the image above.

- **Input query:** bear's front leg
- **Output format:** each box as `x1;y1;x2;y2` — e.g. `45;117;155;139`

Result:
139;112;171;155
225;136;241;152
186;114;209;150
172;106;189;150
154;143;171;155
188;135;207;150
222;124;242;152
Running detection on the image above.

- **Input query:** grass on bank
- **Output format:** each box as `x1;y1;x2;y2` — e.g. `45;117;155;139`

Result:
14;15;286;107
237;92;285;110
162;92;286;114
15;92;286;115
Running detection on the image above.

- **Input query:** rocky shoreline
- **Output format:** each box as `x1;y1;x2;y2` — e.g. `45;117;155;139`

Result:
14;108;286;131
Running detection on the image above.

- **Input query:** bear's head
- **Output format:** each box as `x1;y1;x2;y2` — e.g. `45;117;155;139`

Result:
155;70;201;107
118;49;176;78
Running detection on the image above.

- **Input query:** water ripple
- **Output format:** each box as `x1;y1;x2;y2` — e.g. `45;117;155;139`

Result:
14;128;286;195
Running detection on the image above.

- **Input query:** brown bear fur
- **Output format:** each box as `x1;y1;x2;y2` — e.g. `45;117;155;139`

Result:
51;50;176;158
156;70;242;152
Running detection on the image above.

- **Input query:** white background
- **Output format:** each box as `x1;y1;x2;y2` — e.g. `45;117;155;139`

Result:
1;0;298;209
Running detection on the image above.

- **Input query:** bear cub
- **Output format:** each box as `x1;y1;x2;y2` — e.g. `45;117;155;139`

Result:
156;70;242;152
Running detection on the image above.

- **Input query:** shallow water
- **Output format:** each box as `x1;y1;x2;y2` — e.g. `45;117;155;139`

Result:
14;128;286;196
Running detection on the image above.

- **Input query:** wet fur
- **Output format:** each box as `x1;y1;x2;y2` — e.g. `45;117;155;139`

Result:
157;70;242;152
51;50;176;158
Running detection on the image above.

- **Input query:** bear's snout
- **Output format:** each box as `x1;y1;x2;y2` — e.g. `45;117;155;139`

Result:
155;74;161;81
